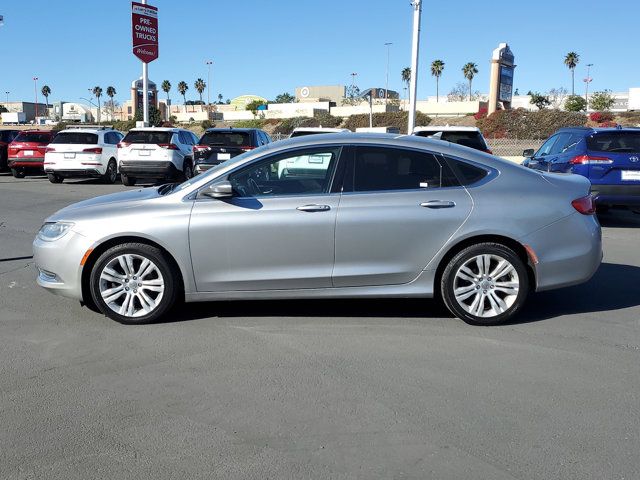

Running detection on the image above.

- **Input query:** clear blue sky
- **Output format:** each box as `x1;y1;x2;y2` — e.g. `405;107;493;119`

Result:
0;0;637;105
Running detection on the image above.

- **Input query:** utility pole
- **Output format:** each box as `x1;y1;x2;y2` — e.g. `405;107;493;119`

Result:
33;77;39;121
384;42;392;106
5;91;9;104
584;63;593;112
407;0;422;134
206;60;213;118
350;72;358;101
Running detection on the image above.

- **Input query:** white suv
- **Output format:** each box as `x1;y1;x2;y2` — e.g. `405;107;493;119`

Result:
412;126;492;154
44;127;124;184
117;127;198;186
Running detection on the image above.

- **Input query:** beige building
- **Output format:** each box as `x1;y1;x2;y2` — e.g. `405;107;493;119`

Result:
295;85;345;103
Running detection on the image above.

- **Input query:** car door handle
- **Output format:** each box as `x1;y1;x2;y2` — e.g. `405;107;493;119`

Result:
420;200;456;209
296;204;331;212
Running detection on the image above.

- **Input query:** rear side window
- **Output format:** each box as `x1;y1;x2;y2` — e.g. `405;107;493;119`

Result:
349;146;457;192
0;131;20;142
14;132;52;143
51;132;98;144
443;157;489;186
200;131;251;147
587;132;640;153
123;131;173;144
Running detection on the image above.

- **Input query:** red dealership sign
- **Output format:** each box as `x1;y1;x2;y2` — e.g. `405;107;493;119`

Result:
131;2;158;63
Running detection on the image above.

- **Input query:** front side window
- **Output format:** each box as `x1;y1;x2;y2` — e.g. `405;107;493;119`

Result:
535;135;559;157
548;133;573;155
349;146;455;192
228;147;341;198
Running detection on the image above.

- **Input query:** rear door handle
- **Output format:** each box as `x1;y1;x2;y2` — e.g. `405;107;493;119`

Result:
296;204;331;212
420;200;456;209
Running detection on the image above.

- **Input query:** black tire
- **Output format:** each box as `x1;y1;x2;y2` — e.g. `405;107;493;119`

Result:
89;242;180;324
47;173;63;183
102;159;118;184
121;173;136;186
440;242;529;326
11;168;26;179
182;160;194;181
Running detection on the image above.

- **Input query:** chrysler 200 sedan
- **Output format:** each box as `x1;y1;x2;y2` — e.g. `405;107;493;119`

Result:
33;133;602;326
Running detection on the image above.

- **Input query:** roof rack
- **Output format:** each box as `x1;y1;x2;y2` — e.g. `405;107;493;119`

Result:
64;125;113;130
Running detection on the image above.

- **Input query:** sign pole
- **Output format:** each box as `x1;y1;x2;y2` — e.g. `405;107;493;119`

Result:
132;1;158;125
407;0;421;134
141;0;149;126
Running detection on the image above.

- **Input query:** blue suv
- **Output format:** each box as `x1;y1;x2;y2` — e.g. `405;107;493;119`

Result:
524;127;640;211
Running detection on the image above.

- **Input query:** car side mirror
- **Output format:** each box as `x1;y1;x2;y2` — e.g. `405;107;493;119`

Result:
522;149;535;158
202;181;234;199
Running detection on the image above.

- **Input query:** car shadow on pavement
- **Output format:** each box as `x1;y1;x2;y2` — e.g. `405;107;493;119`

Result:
163;262;640;326
597;210;640;228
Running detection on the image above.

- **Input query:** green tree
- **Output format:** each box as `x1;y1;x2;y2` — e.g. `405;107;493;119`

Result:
177;81;189;104
41;85;51;117
134;105;163;127
401;67;411;101
92;86;103;123
274;92;296;103
194;78;206;104
564;95;587;112
245;99;267;116
161;80;171;103
105;86;116;120
589;90;615;111
529;91;551;110
217;93;223;104
564;52;580;96
430;60;445;102
462;62;478;101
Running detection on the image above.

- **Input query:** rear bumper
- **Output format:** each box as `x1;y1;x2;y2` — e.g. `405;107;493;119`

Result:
44;168;103;178
194;162;222;174
8;158;45;169
120;161;180;178
590;184;640;207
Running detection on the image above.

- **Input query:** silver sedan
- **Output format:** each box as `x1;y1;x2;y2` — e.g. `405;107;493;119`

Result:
33;133;602;325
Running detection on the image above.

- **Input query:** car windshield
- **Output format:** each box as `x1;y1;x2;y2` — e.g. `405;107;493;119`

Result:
200;131;251;147
587;131;640;153
415;130;487;150
51;132;98;144
14;132;51;143
124;131;173;144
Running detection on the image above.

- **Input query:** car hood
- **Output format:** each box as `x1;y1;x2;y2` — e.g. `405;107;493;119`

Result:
47;187;161;223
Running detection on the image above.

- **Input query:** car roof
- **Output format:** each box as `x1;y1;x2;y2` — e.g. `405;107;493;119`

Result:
58;128;105;133
557;126;640;134
15;130;53;134
413;126;481;132
204;128;256;133
292;127;350;132
128;127;183;132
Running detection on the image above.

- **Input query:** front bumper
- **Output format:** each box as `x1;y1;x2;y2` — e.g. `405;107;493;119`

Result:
33;229;95;301
120;161;180;178
591;184;640;207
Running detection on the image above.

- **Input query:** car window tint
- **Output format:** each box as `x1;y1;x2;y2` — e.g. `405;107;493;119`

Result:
51;132;99;144
201;131;252;147
190;132;199;144
228;147;341;198
442;157;488;186
535;135;559;157
14;132;52;143
559;133;583;154
549;133;572;155
123;131;172;144
351;146;451;192
587;131;640;153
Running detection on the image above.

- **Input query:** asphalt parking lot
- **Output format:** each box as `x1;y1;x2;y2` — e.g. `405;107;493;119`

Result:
1;173;639;480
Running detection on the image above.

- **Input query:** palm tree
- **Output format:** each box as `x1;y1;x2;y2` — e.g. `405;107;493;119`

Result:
462;62;478;101
401;67;411;103
161;80;171;104
564;52;580;96
217;93;223;104
106;86;116;120
41;85;51;117
177;81;189;112
194;78;206;106
92;86;103;123
430;60;445;102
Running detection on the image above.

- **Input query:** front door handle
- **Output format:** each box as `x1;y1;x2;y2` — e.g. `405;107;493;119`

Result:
297;204;331;212
420;200;456;209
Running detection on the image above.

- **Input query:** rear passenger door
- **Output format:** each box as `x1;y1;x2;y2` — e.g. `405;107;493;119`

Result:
332;145;473;287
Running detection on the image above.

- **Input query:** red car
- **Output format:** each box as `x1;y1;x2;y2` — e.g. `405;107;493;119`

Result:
8;130;55;178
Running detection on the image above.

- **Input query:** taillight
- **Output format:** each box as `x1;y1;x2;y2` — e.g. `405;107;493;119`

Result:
117;142;130;149
158;143;179;150
83;147;103;154
8;147;18;155
571;195;596;215
570;154;613;165
45;147;56;153
240;146;255;152
193;144;210;152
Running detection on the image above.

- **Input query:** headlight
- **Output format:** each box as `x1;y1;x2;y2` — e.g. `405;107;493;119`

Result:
37;222;75;242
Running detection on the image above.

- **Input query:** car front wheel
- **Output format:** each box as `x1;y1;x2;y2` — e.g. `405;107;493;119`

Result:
89;242;180;324
441;242;529;326
183;160;194;181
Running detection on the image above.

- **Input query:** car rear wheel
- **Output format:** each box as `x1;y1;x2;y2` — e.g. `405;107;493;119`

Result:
47;173;63;183
121;173;136;186
11;168;26;179
183;160;194;181
89;243;180;324
102;159;117;184
441;243;529;326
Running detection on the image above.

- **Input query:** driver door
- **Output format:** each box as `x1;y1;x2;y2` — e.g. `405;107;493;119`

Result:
189;146;344;292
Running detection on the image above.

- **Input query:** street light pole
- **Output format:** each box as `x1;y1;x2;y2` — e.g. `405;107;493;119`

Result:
5;91;8;104
584;63;593;112
407;0;422;134
384;42;392;106
206;60;213;118
33;77;39;121
350;72;358;101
